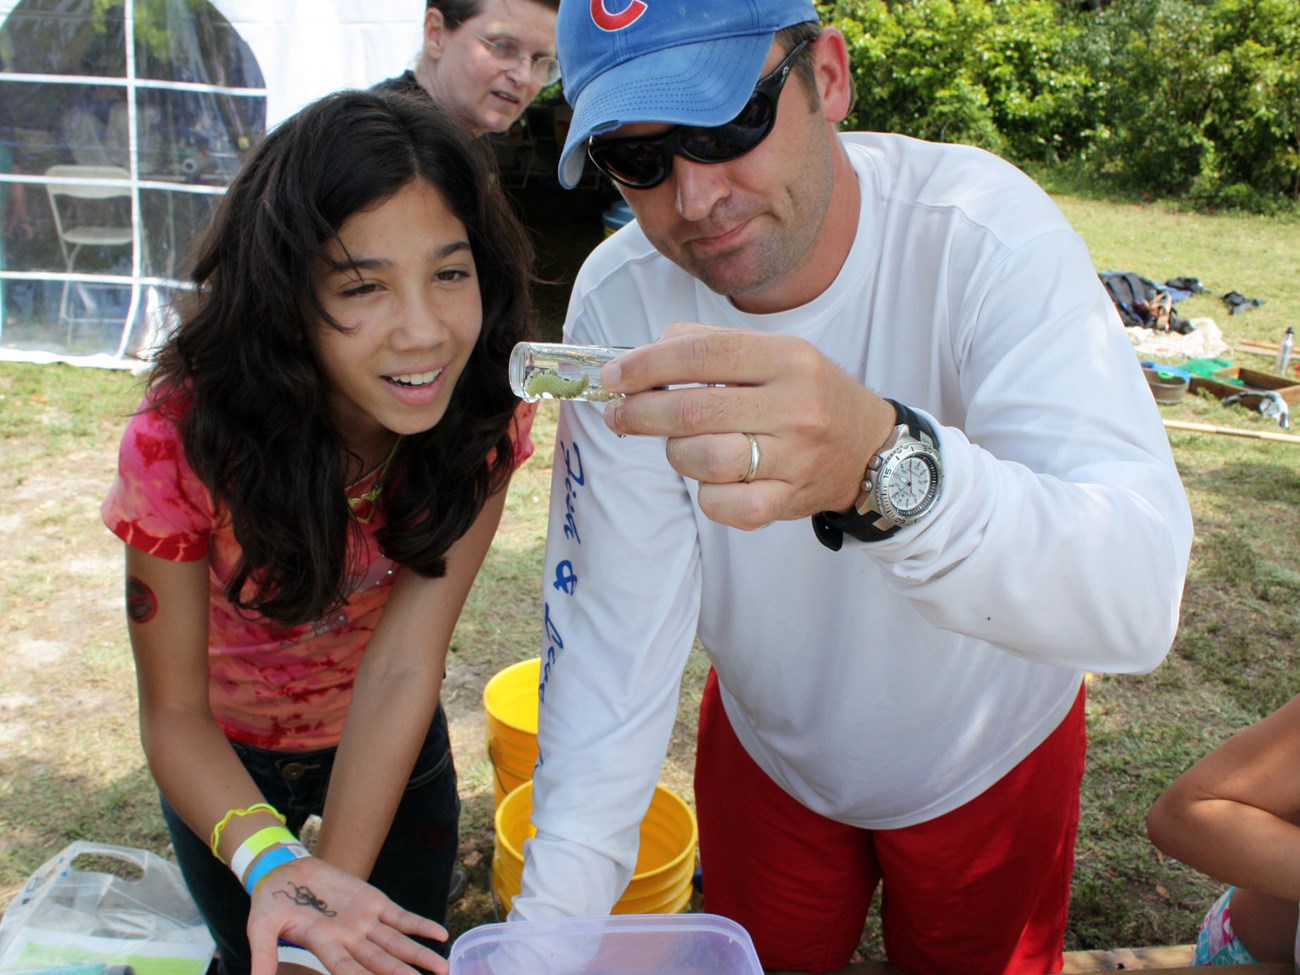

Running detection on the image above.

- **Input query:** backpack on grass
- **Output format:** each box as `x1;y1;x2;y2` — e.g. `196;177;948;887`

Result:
1099;271;1192;334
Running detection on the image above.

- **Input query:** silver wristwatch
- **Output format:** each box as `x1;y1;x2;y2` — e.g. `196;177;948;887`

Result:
812;400;943;549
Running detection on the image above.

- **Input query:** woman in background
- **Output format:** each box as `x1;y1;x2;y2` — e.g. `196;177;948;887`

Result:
377;0;559;137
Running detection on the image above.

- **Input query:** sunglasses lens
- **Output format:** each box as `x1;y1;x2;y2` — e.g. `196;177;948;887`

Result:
589;140;668;188
587;51;790;189
679;94;774;162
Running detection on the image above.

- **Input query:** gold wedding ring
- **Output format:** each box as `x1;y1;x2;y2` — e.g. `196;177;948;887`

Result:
741;432;761;483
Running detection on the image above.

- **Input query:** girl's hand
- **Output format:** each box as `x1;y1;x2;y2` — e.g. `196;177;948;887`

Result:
247;856;449;975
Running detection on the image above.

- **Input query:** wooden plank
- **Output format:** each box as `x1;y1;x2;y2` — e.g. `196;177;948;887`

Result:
1062;945;1193;971
827;952;1293;975
1237;339;1282;354
1189;365;1300;404
1164;419;1300;444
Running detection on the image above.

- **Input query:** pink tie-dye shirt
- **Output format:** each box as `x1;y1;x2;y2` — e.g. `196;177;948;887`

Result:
102;394;536;751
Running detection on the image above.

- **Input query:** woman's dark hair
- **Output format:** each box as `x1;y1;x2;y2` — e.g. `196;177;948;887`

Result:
427;0;559;21
150;88;534;625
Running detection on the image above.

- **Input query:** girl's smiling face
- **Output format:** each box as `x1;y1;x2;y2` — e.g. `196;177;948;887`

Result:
311;177;482;460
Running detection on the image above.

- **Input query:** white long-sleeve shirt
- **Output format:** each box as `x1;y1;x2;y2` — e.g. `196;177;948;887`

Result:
512;133;1193;920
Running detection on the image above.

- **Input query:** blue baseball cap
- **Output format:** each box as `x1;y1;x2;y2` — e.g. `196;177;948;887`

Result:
556;0;820;189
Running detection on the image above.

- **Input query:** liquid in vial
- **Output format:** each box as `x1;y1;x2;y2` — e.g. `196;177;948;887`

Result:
510;342;631;403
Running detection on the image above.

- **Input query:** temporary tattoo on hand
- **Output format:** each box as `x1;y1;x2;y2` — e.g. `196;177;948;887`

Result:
126;575;158;624
274;882;338;917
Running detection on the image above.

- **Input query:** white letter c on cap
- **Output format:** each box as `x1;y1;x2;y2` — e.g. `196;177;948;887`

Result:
591;0;647;31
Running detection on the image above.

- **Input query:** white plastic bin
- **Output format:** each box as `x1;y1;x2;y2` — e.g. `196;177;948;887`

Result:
448;913;763;975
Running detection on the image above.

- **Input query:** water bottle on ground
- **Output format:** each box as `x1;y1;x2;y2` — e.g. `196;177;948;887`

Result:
1276;326;1294;375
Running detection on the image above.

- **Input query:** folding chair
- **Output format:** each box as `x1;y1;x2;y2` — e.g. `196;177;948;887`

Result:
44;164;134;343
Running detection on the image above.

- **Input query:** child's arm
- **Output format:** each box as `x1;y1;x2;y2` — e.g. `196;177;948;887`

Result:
124;546;449;975
125;547;274;848
1147;692;1300;901
314;484;511;877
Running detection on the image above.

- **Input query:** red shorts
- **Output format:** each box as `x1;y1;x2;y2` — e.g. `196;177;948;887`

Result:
694;671;1086;975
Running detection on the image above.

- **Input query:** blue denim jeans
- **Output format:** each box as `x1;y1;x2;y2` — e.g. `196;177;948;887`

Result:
161;704;459;975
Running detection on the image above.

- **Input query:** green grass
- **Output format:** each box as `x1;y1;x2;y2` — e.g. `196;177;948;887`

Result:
1050;189;1300;947
2;190;1299;959
0;362;144;447
1053;194;1300;351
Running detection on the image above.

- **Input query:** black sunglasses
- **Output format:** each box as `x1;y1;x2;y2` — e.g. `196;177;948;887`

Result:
587;39;811;190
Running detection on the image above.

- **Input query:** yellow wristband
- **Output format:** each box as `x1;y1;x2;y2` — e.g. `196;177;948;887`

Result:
209;802;287;863
230;825;298;882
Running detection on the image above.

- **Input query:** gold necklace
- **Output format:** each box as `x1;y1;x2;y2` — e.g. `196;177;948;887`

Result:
348;435;404;524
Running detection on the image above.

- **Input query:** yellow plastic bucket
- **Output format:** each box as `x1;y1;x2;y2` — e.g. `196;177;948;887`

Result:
493;780;698;917
483;658;541;807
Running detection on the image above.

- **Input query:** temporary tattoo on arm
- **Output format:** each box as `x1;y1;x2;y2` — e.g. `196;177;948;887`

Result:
126;575;158;624
274;882;338;917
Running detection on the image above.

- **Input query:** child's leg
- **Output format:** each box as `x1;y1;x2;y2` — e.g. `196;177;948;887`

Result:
1211;887;1300;964
1193;887;1259;966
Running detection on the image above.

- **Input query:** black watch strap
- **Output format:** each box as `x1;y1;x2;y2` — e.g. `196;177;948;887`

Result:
811;400;935;551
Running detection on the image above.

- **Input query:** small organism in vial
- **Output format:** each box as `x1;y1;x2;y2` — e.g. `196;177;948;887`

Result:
525;369;591;400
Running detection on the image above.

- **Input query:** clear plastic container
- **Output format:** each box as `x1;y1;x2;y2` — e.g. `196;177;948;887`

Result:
448;913;763;975
509;342;630;403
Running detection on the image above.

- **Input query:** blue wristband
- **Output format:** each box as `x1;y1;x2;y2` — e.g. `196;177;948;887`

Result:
243;844;309;895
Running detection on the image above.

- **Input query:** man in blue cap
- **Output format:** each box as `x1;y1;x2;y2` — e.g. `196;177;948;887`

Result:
511;3;1193;973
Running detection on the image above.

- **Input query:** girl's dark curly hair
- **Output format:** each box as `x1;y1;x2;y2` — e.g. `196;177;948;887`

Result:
150;88;534;626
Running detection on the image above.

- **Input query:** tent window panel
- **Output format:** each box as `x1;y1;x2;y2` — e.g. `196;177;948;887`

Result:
0;0;268;363
2;2;126;77
0;282;132;355
0;79;42;273
60;85;132;169
1;79;84;177
0;80;132;279
139;186;219;281
140;86;262;182
134;0;265;91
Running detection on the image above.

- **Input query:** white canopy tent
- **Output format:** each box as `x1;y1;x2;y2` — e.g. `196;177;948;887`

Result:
0;0;424;368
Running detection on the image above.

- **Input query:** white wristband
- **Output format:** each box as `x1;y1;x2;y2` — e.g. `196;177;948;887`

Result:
233;840;309;887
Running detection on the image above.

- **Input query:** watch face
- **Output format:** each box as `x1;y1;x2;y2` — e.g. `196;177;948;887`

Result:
885;454;940;518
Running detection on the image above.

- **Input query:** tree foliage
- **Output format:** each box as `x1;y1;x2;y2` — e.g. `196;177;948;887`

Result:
818;0;1300;207
831;0;1089;163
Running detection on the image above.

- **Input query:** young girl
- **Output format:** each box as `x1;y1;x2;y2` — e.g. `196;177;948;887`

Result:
1147;693;1300;966
102;89;536;975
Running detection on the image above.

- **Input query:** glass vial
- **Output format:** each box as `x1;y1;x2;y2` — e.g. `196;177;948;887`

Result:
510;342;630;403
